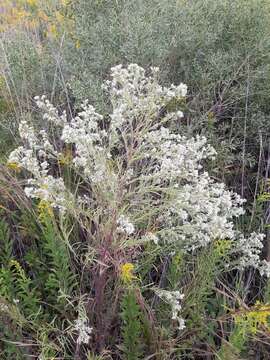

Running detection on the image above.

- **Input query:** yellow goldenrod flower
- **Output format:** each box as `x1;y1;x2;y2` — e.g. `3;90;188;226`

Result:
207;111;215;120
58;148;73;166
61;0;69;6
234;301;270;334
6;162;21;172
214;239;232;257
37;200;53;222
38;10;49;22
55;11;64;25
248;302;270;330
48;24;58;38
120;263;135;283
10;260;25;278
28;19;38;30
0;75;5;89
26;0;38;7
15;9;28;21
10;259;20;268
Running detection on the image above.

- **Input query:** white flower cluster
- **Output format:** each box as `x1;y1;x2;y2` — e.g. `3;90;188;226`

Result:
8;121;72;211
61;100;109;183
0;302;9;312
141;232;159;244
158;174;245;250
74;318;93;344
117;215;135;235
7;63;270;276
233;232;270;276
142;127;216;183
34;95;67;126
156;289;185;331
104;63;187;141
25;176;70;211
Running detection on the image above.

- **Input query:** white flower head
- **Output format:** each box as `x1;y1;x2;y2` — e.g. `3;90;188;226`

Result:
117;215;135;235
74;318;93;345
156;289;185;331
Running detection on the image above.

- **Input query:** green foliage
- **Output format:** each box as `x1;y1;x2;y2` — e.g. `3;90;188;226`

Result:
9;259;41;319
120;289;143;360
218;302;270;359
0;220;40;320
185;241;229;329
167;251;184;290
41;218;77;307
0;217;12;266
0;208;78;357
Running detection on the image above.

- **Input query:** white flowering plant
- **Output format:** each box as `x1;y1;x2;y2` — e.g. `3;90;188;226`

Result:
3;63;270;358
8;63;268;273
